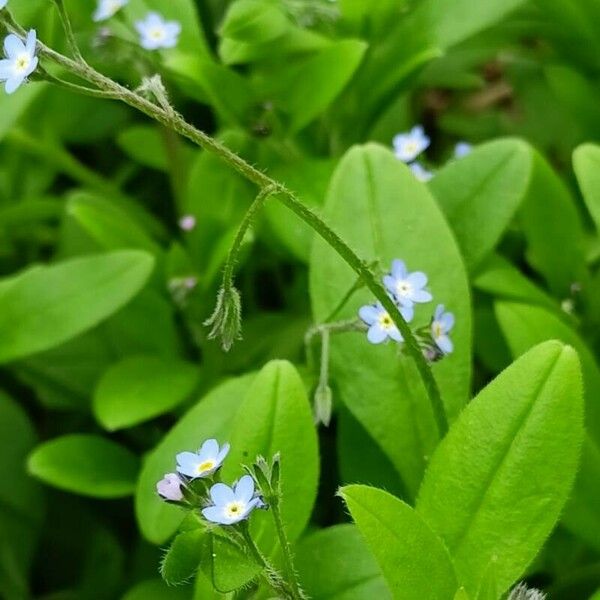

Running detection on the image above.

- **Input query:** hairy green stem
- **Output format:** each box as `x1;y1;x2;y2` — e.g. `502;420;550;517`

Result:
20;26;448;437
270;502;305;600
239;524;294;599
222;186;275;292
51;0;84;62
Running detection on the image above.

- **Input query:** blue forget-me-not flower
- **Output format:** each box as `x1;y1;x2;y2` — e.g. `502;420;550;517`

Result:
431;304;455;354
177;438;230;479
135;12;181;50
384;259;433;308
454;141;472;158
0;30;38;95
93;0;128;22
359;301;414;344
202;475;263;525
393;125;430;163
409;161;434;182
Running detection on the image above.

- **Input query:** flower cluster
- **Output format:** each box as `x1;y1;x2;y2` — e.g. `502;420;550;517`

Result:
156;438;265;526
393;124;473;182
358;258;455;360
0;30;38;95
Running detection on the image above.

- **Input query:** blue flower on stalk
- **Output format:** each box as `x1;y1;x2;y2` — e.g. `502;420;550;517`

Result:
359;301;413;344
409;161;434;182
384;259;432;308
431;304;455;354
135;12;181;50
93;0;128;22
454;142;472;158
176;439;230;479
393;125;430;163
202;475;263;525
0;30;38;95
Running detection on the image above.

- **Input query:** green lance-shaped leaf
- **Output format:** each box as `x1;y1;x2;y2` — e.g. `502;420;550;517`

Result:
219;0;290;44
429;138;533;272
495;301;600;552
222;361;319;544
0;250;154;364
310;143;471;498
416;341;584;596
135;374;253;544
93;355;200;431
341;485;458;599
28;434;139;499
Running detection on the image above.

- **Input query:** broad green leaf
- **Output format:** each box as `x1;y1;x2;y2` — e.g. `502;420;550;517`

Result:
429;139;532;271
341;485;458;599
123;579;192;600
135;374;253;544
417;341;584;596
518;151;587;296
28;434;139;498
210;535;262;593
0;251;154;364
223;361;319;542
574;143;600;236
495;301;600;552
473;254;560;315
264;40;367;132
220;0;290;43
295;524;391;600
340;0;407;37
411;0;526;50
161;528;208;586
93;355;200;431
310;144;471;498
0;393;42;600
67;193;161;255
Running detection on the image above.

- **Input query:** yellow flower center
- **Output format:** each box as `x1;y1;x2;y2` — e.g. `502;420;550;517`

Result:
196;459;215;475
224;501;245;518
433;322;443;338
378;313;393;330
15;54;30;72
397;281;412;296
150;27;165;40
404;141;418;155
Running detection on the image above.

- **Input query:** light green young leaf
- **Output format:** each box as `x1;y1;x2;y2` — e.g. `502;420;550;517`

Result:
341;485;458;599
310;144;471;498
0;85;45;143
28;434;139;498
574;143;600;236
264;40;367;132
495;301;600;552
429;139;533;272
223;360;319;543
220;0;290;43
135;375;253;544
417;341;584;596
117;125;169;171
93;355;200;431
295;524;391;600
0;251;154;364
123;578;192;600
